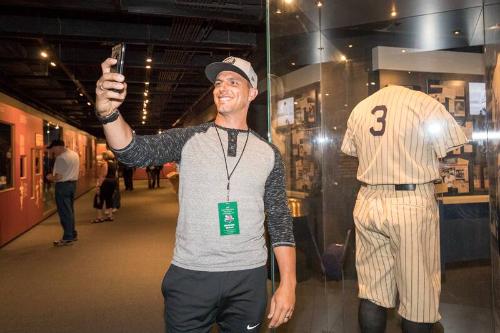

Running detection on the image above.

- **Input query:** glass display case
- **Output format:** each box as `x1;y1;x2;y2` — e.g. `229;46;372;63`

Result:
267;1;499;332
0;121;13;191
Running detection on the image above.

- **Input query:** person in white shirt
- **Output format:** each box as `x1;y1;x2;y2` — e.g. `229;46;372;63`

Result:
46;139;80;246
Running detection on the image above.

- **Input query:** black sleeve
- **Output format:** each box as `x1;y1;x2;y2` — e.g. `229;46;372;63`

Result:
110;126;198;167
264;145;295;247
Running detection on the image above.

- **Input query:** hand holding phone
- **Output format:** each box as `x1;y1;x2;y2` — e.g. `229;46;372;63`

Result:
111;43;125;74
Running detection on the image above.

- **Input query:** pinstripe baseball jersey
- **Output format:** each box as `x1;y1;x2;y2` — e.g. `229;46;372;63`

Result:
341;85;468;185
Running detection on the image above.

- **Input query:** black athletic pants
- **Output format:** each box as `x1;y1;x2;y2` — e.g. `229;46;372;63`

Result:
161;265;267;333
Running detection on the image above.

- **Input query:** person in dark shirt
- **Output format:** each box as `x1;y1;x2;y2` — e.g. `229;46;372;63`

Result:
92;151;117;222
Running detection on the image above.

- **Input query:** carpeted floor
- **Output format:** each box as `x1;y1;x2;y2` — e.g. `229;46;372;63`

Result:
0;180;493;333
0;180;177;333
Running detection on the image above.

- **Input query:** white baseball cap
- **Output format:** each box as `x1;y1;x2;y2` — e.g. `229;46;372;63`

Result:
205;56;258;88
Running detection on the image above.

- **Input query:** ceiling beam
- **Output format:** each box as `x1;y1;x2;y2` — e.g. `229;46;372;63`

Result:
0;14;257;51
0;2;263;26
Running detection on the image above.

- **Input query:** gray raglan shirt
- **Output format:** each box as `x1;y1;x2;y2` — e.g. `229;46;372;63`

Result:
112;122;295;271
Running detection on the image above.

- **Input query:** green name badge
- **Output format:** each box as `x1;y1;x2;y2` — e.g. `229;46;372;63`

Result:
218;201;240;236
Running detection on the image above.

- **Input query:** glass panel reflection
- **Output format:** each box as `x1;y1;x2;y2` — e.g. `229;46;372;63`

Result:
268;1;495;332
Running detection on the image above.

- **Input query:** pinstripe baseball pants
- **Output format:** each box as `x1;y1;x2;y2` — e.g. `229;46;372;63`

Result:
353;183;441;323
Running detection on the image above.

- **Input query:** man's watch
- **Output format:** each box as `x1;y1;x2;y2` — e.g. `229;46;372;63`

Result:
95;109;120;124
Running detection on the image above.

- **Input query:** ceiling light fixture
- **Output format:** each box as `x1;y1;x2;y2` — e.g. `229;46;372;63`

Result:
146;58;152;62
50;62;56;67
146;65;151;69
317;1;322;7
142;121;145;125
276;8;282;14
348;44;353;48
87;102;91;106
453;30;461;35
340;55;347;62
79;93;83;96
401;49;407;53
40;51;48;58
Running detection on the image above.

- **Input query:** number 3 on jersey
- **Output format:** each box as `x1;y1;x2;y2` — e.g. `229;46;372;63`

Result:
369;105;387;136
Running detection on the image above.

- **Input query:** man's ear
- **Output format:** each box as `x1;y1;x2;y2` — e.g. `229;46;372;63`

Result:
248;87;258;102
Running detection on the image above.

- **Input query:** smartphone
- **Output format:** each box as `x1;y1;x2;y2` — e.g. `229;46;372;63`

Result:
110;43;125;74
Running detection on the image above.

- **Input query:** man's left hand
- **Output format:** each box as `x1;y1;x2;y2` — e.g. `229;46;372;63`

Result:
267;282;296;328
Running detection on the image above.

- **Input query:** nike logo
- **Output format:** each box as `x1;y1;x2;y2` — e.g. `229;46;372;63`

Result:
246;323;260;330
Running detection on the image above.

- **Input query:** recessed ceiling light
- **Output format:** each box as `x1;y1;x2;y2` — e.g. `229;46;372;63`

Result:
146;58;152;62
390;10;397;17
87;102;91;106
317;1;322;7
142;115;146;120
145;82;149;85
79;93;83;96
50;62;56;67
144;92;148;96
142;121;145;125
276;8;282;14
291;62;295;66
146;65;151;69
340;55;347;61
348;44;353;48
40;51;48;58
401;49;407;53
453;30;461;35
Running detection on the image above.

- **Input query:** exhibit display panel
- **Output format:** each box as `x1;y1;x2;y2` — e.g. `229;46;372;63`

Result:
267;0;498;331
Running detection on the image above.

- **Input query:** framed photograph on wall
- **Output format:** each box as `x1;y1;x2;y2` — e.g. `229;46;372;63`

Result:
427;79;467;117
469;82;486;116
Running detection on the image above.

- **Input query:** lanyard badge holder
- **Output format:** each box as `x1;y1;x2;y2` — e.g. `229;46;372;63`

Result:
215;127;250;236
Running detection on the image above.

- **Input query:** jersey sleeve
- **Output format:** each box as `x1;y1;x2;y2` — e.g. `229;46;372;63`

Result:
425;103;468;158
264;146;295;248
111;127;195;167
341;114;358;157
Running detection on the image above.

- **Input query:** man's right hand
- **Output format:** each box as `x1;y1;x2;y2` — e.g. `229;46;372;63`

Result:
95;58;128;117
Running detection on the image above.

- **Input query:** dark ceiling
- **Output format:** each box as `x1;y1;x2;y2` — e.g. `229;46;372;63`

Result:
0;0;264;136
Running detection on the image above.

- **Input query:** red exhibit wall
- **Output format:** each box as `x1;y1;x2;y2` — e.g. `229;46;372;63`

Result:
0;98;98;247
0;102;45;245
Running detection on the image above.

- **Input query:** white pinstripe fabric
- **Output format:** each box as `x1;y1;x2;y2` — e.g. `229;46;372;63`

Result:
342;85;468;323
341;86;467;185
354;183;441;323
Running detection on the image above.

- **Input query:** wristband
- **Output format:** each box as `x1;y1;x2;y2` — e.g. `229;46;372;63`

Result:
95;109;120;124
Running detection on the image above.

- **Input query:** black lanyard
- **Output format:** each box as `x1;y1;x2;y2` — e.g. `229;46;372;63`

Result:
215;126;250;201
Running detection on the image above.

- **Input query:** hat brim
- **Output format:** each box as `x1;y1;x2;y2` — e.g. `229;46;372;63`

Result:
205;62;254;88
